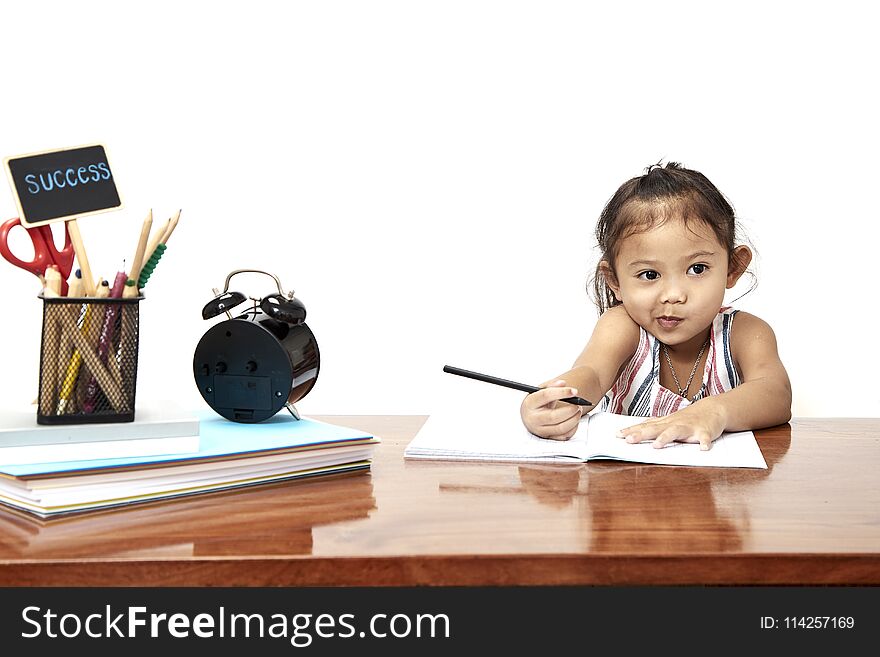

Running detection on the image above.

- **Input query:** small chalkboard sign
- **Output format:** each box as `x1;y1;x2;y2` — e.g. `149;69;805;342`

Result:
4;144;122;227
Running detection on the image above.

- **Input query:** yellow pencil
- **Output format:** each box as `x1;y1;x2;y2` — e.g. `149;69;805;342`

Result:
56;303;93;414
56;271;94;414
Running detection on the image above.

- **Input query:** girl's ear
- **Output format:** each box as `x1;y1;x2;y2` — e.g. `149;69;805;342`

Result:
599;260;622;301
726;245;753;288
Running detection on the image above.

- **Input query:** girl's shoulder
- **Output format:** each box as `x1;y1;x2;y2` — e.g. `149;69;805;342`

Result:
728;310;775;331
575;305;641;381
595;305;641;347
727;310;781;353
599;304;641;329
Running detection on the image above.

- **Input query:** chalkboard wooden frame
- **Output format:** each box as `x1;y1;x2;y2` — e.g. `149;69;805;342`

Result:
4;143;123;227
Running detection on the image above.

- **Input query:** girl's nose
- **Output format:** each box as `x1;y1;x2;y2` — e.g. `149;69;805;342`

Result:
660;280;687;304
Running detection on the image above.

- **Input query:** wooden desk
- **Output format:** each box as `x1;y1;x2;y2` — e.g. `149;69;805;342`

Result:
0;417;877;586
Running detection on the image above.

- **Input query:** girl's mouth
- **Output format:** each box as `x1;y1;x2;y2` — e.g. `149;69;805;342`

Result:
657;316;683;329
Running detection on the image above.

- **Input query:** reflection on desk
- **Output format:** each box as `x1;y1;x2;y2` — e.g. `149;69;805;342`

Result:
524;425;791;552
0;471;375;559
437;425;791;554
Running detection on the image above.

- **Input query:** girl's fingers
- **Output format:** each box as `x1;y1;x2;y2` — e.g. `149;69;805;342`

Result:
616;418;716;450
697;431;713;451
618;420;657;442
531;405;581;436
525;384;580;411
542;404;582;426
542;410;583;441
652;426;685;448
522;380;583;439
653;426;712;449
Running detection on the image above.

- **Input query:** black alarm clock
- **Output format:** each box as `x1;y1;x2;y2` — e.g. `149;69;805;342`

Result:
193;269;320;422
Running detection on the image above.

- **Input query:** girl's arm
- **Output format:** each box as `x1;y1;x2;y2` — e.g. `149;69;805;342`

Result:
521;306;639;440
703;311;792;431
619;312;792;449
547;305;641;404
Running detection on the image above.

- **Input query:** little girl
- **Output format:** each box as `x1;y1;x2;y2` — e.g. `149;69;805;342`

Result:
520;162;791;450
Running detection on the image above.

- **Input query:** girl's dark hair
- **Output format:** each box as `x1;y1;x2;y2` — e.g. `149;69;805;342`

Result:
590;161;752;314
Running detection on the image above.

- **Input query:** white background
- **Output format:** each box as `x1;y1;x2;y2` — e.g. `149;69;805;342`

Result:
1;1;877;417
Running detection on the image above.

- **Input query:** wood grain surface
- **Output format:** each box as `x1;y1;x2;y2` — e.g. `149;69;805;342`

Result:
0;416;877;585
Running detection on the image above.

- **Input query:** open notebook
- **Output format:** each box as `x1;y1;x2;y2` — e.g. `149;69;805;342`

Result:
406;407;767;469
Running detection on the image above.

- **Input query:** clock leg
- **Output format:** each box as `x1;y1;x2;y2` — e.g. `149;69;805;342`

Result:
284;402;301;420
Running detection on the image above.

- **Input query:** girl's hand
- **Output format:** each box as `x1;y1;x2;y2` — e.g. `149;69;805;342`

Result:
520;380;584;441
616;403;726;451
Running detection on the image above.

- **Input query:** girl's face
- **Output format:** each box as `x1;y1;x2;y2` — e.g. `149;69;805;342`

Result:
606;217;750;351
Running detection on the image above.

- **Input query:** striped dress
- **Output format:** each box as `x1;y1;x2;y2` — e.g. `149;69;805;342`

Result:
598;308;741;417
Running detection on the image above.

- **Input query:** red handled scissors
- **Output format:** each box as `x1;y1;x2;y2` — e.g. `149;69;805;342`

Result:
0;217;75;295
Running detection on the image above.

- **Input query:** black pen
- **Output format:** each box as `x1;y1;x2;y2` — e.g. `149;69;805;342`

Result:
443;365;593;406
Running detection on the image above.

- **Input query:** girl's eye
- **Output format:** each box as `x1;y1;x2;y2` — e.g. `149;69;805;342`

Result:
688;264;708;275
637;270;659;281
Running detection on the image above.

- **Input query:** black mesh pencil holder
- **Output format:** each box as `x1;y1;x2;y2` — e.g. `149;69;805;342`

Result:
37;294;142;425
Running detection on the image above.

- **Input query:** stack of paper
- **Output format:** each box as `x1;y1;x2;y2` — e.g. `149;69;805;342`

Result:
0;412;379;518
